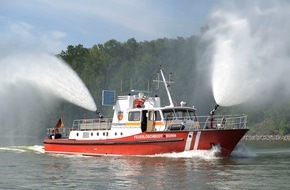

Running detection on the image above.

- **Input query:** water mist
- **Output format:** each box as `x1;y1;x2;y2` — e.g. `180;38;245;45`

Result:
0;53;96;143
1;53;96;111
203;1;290;106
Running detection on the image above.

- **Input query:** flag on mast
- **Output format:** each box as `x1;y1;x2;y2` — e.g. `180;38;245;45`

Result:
54;118;63;129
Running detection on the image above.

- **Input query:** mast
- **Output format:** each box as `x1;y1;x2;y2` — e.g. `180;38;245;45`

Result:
159;67;174;107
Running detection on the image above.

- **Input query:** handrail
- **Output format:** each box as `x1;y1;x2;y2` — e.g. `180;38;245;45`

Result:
46;115;247;137
163;114;247;130
72;118;113;131
46;118;113;137
195;114;247;129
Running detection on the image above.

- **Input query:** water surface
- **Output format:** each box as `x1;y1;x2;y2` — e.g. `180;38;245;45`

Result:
0;141;289;190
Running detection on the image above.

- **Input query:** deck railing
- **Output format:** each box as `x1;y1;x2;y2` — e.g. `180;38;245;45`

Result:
72;118;113;131
46;127;70;138
164;114;247;130
195;114;247;129
47;114;247;138
47;118;113;138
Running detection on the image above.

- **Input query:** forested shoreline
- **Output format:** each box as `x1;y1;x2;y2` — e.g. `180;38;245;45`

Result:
56;36;290;136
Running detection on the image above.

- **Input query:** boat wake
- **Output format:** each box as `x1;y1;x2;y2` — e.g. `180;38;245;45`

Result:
150;145;221;160
0;144;255;159
0;145;220;160
0;145;44;154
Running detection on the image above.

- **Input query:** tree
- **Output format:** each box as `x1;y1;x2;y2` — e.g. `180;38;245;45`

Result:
58;44;89;72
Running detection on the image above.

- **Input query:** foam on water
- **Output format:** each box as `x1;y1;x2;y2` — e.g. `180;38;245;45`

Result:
0;144;221;160
0;145;44;154
0;53;96;111
0;144;255;159
150;145;221;160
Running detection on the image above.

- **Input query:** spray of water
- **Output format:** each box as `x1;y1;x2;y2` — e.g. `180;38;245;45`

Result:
0;53;96;111
149;145;221;159
203;1;290;106
0;53;96;142
230;143;257;158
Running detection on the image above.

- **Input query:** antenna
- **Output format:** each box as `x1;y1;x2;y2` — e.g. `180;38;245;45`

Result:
154;71;160;89
153;66;174;107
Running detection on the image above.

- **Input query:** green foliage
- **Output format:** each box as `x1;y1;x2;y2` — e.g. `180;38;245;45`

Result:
57;37;290;135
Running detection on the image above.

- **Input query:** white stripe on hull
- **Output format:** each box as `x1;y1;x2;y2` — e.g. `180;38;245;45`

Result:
194;131;201;150
184;131;194;151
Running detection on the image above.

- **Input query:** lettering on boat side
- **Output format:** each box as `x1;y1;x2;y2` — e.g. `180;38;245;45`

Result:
134;133;176;139
165;134;177;138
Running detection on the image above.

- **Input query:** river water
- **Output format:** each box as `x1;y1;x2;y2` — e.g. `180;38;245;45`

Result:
0;140;289;190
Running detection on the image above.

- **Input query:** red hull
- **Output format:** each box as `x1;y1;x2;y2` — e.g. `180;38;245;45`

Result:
44;129;248;157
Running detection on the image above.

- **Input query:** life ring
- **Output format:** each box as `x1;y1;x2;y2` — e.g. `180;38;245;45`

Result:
134;99;144;108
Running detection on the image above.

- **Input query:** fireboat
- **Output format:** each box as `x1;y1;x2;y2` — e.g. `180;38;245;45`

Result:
43;67;248;157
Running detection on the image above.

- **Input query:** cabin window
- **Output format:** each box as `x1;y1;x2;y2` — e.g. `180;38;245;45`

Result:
148;111;154;121
128;111;140;121
163;109;175;120
83;132;89;138
163;109;194;120
155;111;161;121
188;110;197;121
175;109;189;120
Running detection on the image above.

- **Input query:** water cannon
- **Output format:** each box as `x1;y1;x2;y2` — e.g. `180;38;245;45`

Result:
210;104;219;115
96;109;103;118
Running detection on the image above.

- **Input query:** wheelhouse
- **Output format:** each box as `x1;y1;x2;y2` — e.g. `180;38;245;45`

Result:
125;107;198;132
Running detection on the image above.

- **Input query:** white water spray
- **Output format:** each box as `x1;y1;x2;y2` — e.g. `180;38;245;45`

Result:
230;143;256;158
149;145;221;160
203;1;290;106
0;53;97;140
0;53;96;111
0;145;44;154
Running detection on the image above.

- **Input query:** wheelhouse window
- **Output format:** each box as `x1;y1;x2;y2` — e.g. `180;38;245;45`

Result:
148;111;154;121
174;109;189;119
155;111;161;121
188;110;197;121
162;109;197;121
128;111;140;121
162;109;175;120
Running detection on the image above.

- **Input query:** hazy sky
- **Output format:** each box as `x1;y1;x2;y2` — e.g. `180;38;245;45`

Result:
0;0;216;54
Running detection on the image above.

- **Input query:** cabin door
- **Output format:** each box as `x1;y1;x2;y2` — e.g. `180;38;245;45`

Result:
146;110;155;132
